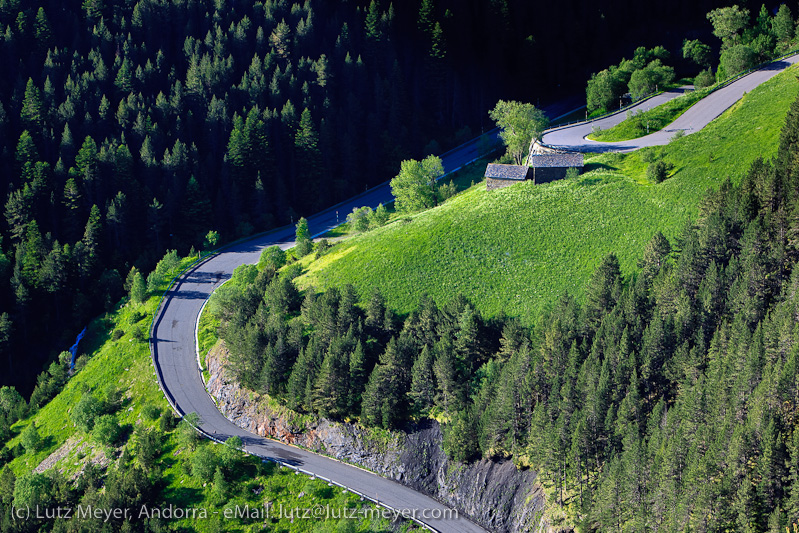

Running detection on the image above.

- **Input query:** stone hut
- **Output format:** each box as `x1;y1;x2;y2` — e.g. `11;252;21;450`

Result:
484;164;532;191
528;152;584;184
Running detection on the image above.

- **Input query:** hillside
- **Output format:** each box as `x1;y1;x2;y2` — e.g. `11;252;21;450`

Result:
296;62;799;322
0;255;408;533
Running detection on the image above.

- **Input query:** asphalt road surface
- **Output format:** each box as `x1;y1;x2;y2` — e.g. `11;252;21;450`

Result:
543;53;799;152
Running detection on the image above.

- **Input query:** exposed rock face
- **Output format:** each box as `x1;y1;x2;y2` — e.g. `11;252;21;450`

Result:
206;343;546;533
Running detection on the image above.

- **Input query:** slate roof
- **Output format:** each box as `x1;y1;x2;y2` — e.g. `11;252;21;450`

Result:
529;153;584;168
484;163;530;180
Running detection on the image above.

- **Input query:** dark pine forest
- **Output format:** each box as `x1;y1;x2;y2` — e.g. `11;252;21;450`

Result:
0;0;769;397
215;97;799;531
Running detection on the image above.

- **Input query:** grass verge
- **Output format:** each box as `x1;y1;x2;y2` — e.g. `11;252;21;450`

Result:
587;87;712;142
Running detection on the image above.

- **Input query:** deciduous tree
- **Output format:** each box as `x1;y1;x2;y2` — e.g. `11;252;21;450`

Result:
390;155;443;212
489;100;549;164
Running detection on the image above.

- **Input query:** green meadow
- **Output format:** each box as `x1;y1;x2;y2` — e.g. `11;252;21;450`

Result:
296;63;799;323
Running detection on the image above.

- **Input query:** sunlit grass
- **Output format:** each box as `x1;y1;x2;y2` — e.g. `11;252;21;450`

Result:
588;87;712;142
296;65;799;324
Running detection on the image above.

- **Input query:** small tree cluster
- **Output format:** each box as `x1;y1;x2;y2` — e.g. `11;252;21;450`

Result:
586;46;674;114
346;203;390;234
258;245;286;272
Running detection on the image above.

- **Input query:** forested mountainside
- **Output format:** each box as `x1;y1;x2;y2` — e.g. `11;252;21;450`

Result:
0;0;765;400
212;98;799;530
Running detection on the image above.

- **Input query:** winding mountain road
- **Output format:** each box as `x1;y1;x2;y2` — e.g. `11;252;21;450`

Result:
151;54;799;532
150;107;585;531
543;53;799;152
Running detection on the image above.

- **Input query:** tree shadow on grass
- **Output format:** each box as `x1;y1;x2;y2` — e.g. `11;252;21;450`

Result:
583;162;617;173
578;175;612;187
160;468;205;508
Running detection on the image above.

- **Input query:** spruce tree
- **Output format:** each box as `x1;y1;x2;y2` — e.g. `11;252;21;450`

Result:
295;217;312;257
409;345;435;415
130;272;146;304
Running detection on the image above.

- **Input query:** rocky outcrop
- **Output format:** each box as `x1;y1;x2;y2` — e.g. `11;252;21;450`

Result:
206;343;546;533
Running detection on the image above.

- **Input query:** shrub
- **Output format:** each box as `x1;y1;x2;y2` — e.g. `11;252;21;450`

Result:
647;160;671;183
295;217;313;257
219;436;244;472
0;387;26;423
346;206;372;233
74;355;89;372
178;412;200;451
134;426;162;470
670;129;686;142
154;249;180;278
21;423;43;453
129;272;147;304
315;239;332;259
142;404;161;421
437;180;458;203
370;203;389;227
111;329;124;341
159;411;177;432
203;230;220;251
13;472;51;509
442;410;479;462
191;444;219;482
718;44;757;80
92;415;121;446
258;245;286;272
211;467;229;505
71;394;104;432
628;60;675;99
694;69;715;89
131;327;147;342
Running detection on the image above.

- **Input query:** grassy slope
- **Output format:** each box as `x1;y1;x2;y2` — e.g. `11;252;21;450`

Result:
587;87;712;142
4;259;406;533
296;64;799;323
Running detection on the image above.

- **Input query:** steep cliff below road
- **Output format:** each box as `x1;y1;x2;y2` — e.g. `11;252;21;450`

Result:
205;342;547;532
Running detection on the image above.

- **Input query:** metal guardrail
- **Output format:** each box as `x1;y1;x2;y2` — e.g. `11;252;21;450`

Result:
147;258;441;532
181;419;439;532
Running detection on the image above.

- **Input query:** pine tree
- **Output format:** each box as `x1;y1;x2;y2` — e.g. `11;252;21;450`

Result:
584;253;622;331
15;131;38;181
33;8;51;53
312;339;350;418
409;345;435;415
20;79;43;135
295;108;323;209
130;272;146;304
639;231;671;280
77;205;102;279
295;217;312;257
210;467;228;505
348;340;367;413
